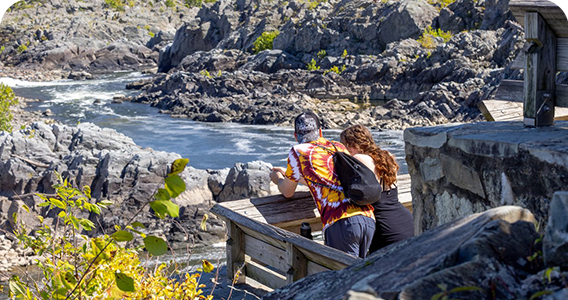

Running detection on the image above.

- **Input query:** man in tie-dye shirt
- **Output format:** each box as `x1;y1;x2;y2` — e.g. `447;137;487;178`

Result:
269;111;375;258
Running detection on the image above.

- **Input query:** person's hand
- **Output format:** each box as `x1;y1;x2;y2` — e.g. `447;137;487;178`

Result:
272;167;286;177
269;169;283;184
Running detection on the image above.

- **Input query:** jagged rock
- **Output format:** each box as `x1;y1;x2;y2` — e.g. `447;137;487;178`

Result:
68;71;93;80
262;206;537;300
241;50;304;74
543;192;568;268
218;161;274;202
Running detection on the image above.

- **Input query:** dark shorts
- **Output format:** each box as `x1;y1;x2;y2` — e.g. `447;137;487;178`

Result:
324;215;376;258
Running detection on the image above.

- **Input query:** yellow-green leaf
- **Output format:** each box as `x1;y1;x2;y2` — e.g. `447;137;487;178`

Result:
112;230;134;242
115;272;135;292
131;221;145;228
50;198;66;210
150;200;179;218
169;158;189;176
200;214;208;231
154;188;170;201
58;211;66;218
202;260;214;273
165;175;185;198
143;236;168;256
21;204;30;213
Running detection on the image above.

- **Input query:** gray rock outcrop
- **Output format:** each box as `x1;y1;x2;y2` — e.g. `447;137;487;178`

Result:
262;206;538;300
543;191;568;268
0;122;278;248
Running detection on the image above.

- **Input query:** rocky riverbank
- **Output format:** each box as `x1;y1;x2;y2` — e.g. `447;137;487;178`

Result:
0;121;286;261
126;0;524;130
2;0;526;130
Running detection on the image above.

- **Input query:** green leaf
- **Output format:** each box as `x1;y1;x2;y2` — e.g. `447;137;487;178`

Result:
200;214;208;231
112;230;134;242
529;290;553;300
115;272;135;292
38;201;50;207
449;286;485;293
431;292;445;300
69;216;80;230
165;175;185;198
9;276;26;297
143;236;168;256
154;188;170;201
83;186;91;199
21;204;30;213
149;201;168;219
98;200;113;207
50;198;66;210
169;158;189;175
58;211;66;218
131;221;146;228
78;218;95;231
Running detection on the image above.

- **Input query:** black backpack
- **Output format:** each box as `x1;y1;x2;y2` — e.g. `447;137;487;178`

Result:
313;143;382;206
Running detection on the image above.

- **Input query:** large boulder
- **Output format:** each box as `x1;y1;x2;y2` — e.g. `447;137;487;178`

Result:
543;192;568;268
263;206;537;300
218;161;274;202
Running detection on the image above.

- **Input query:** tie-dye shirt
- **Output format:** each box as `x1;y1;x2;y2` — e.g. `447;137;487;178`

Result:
285;137;375;230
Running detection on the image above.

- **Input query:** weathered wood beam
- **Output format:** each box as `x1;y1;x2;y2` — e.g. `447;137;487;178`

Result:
226;220;246;284
524;12;557;127
286;243;308;284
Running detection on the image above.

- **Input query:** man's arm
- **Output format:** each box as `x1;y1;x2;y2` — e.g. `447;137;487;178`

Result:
270;168;298;198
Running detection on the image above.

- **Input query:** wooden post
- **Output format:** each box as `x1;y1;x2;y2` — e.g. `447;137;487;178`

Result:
524;12;557;127
286;243;307;284
226;220;246;284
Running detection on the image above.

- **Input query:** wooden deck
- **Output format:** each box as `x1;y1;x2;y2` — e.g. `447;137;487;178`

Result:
210;174;412;292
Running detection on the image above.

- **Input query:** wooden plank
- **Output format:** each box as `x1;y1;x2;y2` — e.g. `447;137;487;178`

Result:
307;261;332;276
491;80;568;107
244;234;288;273
510;0;568;38
273;217;322;235
245;258;287;289
210;203;360;270
220;192;312;210
286;243;308;284
509;38;568;72
227;220;245;284
524;12;557;126
479;99;568;122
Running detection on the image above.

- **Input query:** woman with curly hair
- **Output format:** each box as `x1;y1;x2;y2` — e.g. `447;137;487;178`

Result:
340;124;414;252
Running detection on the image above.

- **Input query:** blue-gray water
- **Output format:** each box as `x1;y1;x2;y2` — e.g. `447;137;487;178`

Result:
1;72;407;173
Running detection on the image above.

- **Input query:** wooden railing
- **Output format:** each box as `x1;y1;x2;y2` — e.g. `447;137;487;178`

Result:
480;0;568;125
210;174;412;290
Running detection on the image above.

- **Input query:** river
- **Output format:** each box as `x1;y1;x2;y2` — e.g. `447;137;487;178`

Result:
1;72;406;298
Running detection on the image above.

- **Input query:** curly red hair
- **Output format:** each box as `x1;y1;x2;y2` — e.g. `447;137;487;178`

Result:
340;125;399;188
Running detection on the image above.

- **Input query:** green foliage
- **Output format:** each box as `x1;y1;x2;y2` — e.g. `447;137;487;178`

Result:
0;46;5;55
185;0;202;7
104;0;126;11
7;0;45;11
0;83;18;133
10;159;216;300
430;283;485;300
17;44;28;54
317;49;327;59
418;26;452;49
200;70;212;78
306;0;326;10
323;65;346;75
341;49;348;59
307;58;320;71
428;0;455;10
165;0;176;7
252;30;279;54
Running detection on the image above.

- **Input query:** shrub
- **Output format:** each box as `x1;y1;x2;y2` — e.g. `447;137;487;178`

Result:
104;0;126;11
0;83;18;133
185;0;202;7
341;49;348;59
165;0;175;7
17;44;27;53
323;65;346;75
252;30;279;54
418;26;452;49
307;59;320;71
428;0;456;10
317;49;327;59
200;70;212;78
9;159;217;300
